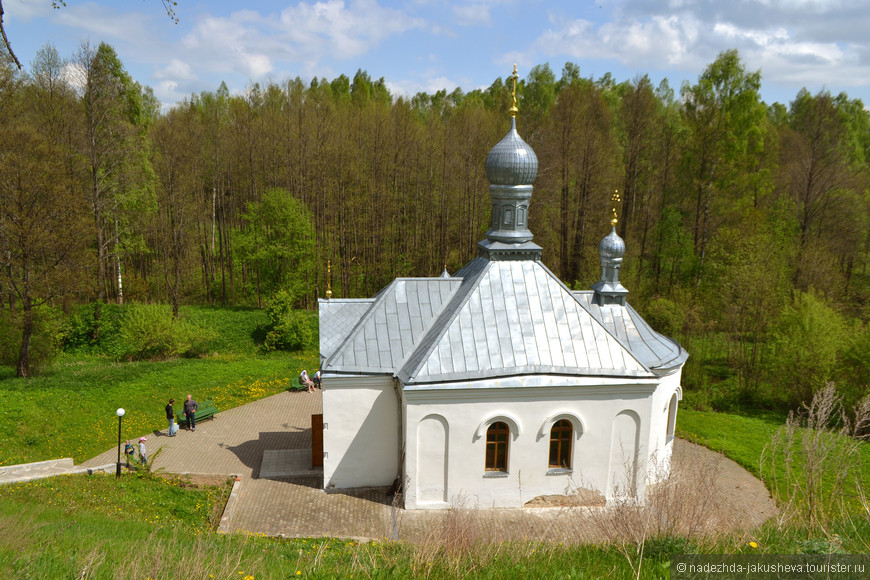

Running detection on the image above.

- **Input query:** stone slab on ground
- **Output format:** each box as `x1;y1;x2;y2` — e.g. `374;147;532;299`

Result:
0;458;116;485
259;449;323;479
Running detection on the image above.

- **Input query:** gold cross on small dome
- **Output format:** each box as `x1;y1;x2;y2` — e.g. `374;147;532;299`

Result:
611;190;620;227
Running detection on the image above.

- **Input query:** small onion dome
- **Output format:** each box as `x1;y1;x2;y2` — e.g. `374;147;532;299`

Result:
485;118;538;186
599;226;625;260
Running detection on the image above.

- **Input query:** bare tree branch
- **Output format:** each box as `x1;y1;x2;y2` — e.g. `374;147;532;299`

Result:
0;1;178;72
0;0;23;69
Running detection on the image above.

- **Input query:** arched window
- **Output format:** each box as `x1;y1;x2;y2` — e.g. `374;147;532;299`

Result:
549;419;572;468
666;393;678;440
485;421;509;471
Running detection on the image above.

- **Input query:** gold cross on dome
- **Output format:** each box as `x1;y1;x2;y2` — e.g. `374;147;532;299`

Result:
510;64;519;117
611;190;621;227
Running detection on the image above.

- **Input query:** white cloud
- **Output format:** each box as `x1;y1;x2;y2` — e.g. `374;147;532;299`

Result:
386;75;461;98
453;3;492;27
62;61;85;92
179;1;424;81
521;0;870;97
155;59;197;82
3;0;56;20
52;3;155;46
533;15;701;67
713;23;790;47
278;0;424;59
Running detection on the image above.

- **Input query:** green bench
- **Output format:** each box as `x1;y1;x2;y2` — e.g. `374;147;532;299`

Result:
175;400;218;428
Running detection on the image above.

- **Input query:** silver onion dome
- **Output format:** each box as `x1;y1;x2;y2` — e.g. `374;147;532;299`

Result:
599;226;626;260
484;117;538;186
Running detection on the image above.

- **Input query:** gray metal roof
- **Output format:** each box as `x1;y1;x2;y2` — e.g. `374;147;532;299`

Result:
322;278;463;374
397;258;651;384
319;299;374;361
573;291;688;373
320;258;657;385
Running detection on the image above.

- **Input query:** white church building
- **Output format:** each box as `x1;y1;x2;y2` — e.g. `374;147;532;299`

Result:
317;83;687;509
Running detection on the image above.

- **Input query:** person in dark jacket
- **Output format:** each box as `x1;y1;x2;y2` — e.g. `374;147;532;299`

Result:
183;394;198;431
165;398;177;436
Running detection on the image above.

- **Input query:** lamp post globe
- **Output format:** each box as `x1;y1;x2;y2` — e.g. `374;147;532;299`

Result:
116;408;125;477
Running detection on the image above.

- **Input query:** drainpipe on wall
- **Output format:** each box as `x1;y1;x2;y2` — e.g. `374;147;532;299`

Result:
392;376;405;501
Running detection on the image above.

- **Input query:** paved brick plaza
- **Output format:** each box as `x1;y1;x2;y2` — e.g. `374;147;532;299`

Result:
82;390;777;543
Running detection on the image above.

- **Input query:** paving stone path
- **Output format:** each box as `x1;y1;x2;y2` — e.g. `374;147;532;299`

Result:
81;390;777;544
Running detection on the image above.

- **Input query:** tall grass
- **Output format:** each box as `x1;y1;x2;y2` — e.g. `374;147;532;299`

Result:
761;384;870;539
1;478;867;579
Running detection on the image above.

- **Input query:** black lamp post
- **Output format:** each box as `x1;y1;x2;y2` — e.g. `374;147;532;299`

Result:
116;408;125;477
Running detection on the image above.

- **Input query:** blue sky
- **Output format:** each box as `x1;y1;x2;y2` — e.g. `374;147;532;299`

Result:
5;0;870;108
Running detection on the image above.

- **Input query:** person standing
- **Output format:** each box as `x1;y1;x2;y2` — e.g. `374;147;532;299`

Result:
184;394;198;431
138;437;147;466
165;398;177;436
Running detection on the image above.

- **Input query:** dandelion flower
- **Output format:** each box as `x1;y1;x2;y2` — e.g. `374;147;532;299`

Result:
749;541;758;549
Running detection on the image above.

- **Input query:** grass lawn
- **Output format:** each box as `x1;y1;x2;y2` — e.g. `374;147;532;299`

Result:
0;306;319;466
677;407;870;520
2;470;866;578
1;304;868;576
675;408;784;476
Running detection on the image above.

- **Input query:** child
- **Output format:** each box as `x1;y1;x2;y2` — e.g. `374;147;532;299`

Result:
138;437;148;467
124;440;135;467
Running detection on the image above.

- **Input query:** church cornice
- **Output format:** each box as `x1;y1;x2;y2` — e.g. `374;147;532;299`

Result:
477;239;542;261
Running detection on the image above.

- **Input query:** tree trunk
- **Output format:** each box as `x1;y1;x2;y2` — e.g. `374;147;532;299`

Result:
114;216;123;305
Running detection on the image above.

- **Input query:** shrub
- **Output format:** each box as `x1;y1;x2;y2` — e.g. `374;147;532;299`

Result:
117;304;214;361
644;296;687;337
839;323;870;410
766;291;846;406
60;302;124;357
262;290;315;352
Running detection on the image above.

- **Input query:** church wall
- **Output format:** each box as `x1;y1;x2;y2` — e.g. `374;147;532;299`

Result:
645;369;684;484
322;375;399;489
403;381;658;509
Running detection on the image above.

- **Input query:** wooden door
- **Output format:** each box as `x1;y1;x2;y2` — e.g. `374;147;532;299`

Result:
311;413;323;467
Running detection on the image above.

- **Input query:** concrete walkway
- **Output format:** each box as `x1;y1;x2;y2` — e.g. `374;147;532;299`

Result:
82;390;321;478
80;390;778;544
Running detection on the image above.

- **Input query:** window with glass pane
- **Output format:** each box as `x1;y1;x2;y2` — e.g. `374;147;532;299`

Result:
549;419;572;468
485;422;509;471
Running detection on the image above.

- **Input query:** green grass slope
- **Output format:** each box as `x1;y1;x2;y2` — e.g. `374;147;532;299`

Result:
0;307;318;465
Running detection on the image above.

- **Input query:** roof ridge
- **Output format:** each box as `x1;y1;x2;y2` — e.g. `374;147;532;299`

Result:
396;257;491;383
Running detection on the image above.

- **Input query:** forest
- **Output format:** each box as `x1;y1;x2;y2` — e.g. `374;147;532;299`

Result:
0;43;868;412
